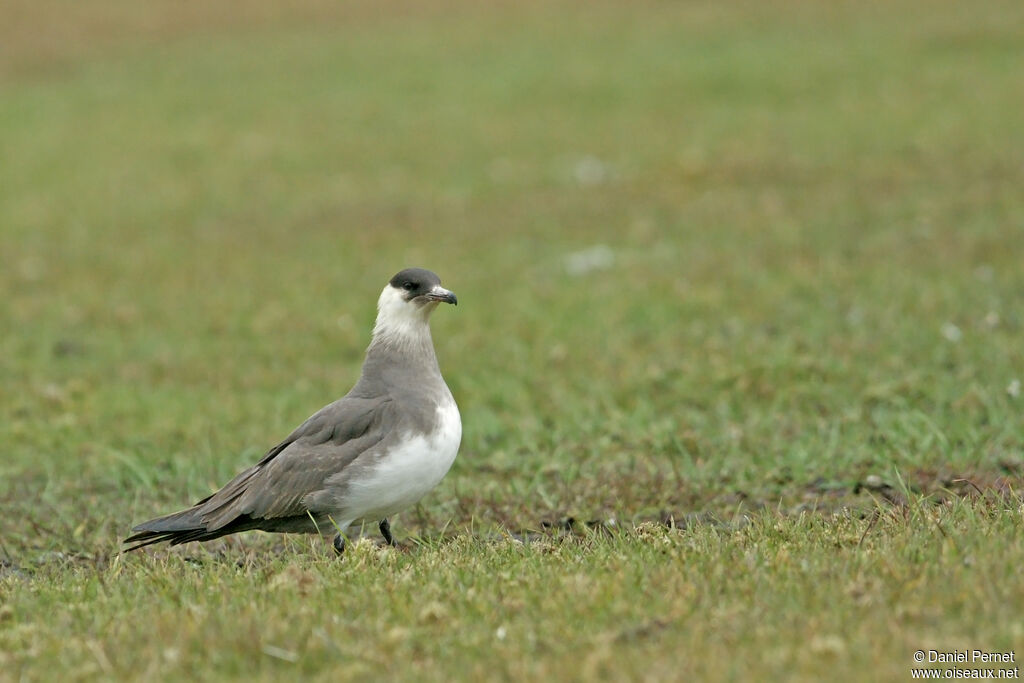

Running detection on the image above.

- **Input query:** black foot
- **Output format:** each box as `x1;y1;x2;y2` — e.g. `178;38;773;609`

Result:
379;518;395;546
333;534;345;556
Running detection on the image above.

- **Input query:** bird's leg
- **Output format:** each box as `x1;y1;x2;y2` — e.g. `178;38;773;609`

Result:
379;518;395;546
333;534;346;556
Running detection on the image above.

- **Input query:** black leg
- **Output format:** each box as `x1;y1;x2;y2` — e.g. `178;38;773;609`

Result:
333;534;345;556
379;518;395;546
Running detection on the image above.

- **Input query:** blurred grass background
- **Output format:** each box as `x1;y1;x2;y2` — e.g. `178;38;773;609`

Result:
1;0;1023;679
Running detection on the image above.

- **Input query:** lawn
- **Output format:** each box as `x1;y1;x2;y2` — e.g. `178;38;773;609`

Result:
1;0;1023;680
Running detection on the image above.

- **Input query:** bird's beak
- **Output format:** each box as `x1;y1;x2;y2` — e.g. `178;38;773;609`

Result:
425;285;458;306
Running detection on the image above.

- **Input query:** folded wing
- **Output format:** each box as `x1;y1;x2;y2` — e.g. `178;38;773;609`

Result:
124;396;397;550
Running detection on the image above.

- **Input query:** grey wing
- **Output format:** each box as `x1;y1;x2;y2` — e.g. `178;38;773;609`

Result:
195;396;400;531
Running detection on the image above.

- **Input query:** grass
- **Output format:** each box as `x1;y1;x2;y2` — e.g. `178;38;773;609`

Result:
2;0;1023;680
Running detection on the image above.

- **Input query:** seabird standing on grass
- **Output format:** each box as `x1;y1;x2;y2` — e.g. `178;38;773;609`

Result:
124;268;461;555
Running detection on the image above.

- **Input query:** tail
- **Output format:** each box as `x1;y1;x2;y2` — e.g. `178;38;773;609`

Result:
124;464;313;551
124;467;263;551
124;507;228;552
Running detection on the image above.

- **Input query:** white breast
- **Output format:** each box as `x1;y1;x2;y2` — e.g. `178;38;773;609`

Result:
339;398;462;528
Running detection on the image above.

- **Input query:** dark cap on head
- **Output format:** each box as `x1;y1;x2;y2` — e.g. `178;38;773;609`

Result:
388;268;456;305
389;268;441;291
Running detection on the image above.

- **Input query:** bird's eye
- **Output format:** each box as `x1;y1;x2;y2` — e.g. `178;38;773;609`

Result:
402;281;416;291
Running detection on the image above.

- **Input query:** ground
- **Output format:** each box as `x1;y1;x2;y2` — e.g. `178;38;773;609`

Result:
1;0;1022;680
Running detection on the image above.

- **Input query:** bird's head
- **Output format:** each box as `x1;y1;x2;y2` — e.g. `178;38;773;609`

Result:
373;268;457;343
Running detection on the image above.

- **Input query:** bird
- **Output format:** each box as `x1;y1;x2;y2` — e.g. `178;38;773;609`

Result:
124;268;461;555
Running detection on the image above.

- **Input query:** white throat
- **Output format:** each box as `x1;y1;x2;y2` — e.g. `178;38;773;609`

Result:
371;285;437;350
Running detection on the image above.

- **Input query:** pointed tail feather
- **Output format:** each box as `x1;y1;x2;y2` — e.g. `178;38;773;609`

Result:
123;507;208;551
123;507;275;551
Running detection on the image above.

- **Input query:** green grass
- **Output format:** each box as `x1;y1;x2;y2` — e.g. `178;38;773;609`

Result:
2;0;1023;680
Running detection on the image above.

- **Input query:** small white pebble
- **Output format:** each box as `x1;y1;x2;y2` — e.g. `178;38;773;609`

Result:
564;245;615;276
941;322;962;343
573;155;613;186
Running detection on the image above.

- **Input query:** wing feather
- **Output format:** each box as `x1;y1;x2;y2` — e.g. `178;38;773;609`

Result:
195;396;398;530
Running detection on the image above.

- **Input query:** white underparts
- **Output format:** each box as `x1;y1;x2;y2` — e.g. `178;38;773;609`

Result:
337;398;462;529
